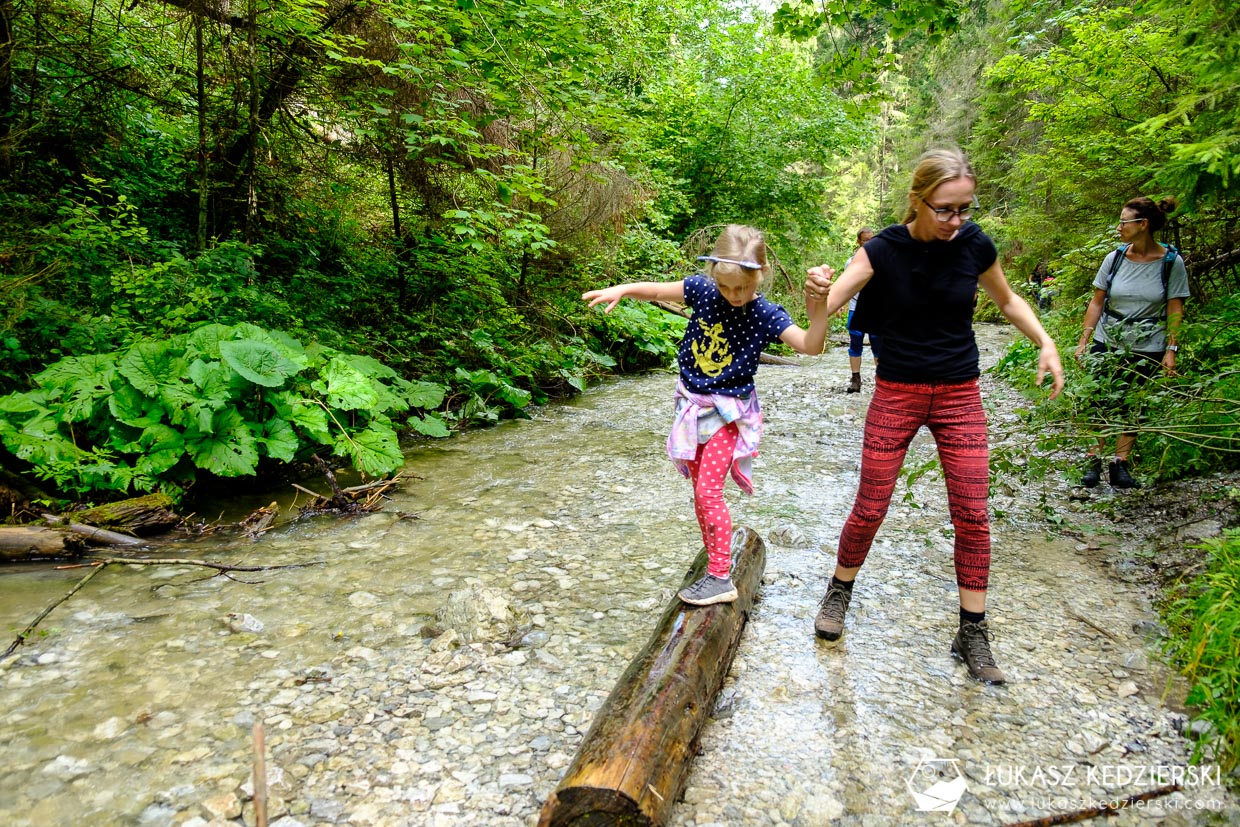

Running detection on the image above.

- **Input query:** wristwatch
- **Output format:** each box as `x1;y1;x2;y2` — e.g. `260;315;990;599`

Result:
1166;344;1179;352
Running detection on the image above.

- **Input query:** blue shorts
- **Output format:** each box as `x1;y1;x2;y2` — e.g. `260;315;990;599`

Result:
846;311;882;359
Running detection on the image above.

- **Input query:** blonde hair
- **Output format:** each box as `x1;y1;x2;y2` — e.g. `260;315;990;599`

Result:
705;224;769;286
901;148;977;223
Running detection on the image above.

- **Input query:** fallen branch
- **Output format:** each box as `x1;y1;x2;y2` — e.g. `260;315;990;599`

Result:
3;557;321;659
253;722;269;827
40;512;143;546
1002;783;1182;826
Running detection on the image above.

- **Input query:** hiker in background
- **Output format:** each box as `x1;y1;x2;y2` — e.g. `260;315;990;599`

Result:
1074;196;1189;489
584;225;830;606
805;148;1064;685
843;227;880;393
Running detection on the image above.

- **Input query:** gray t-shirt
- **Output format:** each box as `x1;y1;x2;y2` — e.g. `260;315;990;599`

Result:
1092;247;1189;353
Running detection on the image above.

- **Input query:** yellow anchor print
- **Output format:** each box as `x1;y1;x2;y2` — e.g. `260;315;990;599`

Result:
691;319;733;377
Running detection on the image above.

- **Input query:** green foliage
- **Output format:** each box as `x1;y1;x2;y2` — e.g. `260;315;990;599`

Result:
0;324;448;497
991;290;1240;483
1163;529;1240;773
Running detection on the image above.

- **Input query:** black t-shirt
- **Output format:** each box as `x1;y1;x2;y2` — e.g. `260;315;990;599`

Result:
850;222;997;383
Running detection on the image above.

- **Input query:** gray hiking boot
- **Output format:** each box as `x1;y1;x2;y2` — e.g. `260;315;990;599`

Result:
814;582;853;640
951;620;1006;684
679;574;738;606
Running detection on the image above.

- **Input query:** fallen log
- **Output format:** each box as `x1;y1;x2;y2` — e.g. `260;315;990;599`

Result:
40;513;143;546
538;526;766;827
0;526;87;561
69;493;181;536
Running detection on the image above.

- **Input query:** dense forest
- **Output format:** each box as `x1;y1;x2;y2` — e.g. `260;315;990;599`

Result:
0;0;1236;499
2;0;1239;774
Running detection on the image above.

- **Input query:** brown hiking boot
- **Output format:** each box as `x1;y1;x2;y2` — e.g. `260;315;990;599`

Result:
814;582;853;640
951;620;1006;684
847;372;862;393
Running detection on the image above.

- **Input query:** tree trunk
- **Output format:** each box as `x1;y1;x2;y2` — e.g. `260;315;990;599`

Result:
0;0;14;177
538;527;766;827
0;527;86;561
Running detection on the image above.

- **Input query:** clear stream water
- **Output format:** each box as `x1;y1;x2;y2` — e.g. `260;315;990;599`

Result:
1;326;1234;826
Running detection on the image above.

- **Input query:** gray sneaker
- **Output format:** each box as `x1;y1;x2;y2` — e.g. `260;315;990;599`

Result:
679;574;738;606
951;620;1006;684
814;582;853;640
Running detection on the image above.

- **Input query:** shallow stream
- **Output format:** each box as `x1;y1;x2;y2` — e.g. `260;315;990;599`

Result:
1;325;1234;826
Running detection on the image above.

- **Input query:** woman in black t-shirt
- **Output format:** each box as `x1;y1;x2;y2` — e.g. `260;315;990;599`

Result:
804;148;1064;684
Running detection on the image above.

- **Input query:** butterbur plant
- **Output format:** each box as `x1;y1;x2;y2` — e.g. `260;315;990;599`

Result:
0;323;449;497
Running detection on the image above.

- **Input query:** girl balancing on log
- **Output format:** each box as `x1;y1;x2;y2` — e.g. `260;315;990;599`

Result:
584;224;830;606
805;148;1064;684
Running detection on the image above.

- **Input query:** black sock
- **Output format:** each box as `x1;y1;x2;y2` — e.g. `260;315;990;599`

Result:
831;575;855;592
960;607;985;625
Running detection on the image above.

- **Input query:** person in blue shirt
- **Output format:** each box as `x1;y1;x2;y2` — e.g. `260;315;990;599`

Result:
584;225;830;606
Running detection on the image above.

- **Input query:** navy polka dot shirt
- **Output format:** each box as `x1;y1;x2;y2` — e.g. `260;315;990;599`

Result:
677;275;793;396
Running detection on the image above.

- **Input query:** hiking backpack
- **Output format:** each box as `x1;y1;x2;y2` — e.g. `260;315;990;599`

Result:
1102;243;1178;323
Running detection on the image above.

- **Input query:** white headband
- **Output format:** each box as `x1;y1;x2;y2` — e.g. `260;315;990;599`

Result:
697;255;763;270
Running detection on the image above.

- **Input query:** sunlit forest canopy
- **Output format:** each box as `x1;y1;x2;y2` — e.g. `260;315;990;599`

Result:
1;0;1237;493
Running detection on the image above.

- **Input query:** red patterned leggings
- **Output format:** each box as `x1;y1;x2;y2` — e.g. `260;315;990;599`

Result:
838;378;991;591
686;422;740;578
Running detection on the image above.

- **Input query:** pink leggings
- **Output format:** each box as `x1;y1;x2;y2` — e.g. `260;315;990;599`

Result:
838;378;991;591
686;423;740;578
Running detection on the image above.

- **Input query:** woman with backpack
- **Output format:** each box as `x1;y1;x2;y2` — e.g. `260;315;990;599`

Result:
1074;196;1189;489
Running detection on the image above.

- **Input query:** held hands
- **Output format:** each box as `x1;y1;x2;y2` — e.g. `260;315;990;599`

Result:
804;265;834;304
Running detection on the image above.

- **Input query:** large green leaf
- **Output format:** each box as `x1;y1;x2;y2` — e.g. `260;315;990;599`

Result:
258;416;300;462
269;391;331;443
108;383;165;428
118;341;189;398
136;424;185;476
405;380;446;410
186;409;259;476
311;356;379;411
185;323;237;360
219;339;300;388
408;412;451;438
35;354;116;423
333;420;403;475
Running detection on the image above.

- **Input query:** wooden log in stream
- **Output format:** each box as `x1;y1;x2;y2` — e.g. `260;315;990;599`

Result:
538;526;766;827
0;526;87;561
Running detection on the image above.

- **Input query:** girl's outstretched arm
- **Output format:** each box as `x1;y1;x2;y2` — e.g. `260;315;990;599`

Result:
583;281;685;313
978;260;1065;399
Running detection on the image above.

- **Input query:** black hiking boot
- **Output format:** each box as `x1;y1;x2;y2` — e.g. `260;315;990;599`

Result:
1081;455;1102;488
814;581;853;640
951;620;1006;685
847;372;862;394
1109;459;1139;489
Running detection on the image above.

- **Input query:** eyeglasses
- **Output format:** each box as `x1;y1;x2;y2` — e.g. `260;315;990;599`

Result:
697;255;763;270
920;196;978;222
1117;218;1146;226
